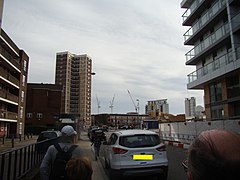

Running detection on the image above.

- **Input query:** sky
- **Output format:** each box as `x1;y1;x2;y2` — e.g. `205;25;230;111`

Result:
2;0;204;115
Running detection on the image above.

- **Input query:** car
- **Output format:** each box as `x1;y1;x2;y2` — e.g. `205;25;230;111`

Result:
119;125;133;130
36;130;61;153
102;129;168;180
87;126;99;138
89;128;106;142
37;130;61;142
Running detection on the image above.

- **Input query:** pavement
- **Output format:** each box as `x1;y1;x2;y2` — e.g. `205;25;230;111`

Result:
0;135;38;153
79;132;108;180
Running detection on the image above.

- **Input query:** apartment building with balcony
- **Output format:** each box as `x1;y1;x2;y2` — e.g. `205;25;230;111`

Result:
181;0;240;120
55;51;92;127
0;29;29;137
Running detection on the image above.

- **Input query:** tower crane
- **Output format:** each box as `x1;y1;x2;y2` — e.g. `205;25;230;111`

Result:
127;90;139;113
96;95;101;114
109;94;115;113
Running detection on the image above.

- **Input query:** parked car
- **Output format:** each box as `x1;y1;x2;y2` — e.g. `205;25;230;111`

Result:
89;128;106;142
102;129;168;180
87;126;99;138
36;130;61;153
119;125;133;130
37;130;61;142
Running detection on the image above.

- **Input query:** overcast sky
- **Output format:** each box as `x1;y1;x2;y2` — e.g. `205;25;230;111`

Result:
2;0;204;115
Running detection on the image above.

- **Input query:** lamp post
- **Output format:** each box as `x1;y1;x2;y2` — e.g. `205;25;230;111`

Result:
89;71;96;126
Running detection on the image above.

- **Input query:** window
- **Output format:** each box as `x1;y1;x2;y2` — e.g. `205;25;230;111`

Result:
22;75;26;86
211;106;224;119
24;60;27;72
20;107;23;118
226;75;240;98
119;134;160;148
27;113;32;118
210;82;222;102
108;133;118;145
37;113;43;119
21;91;24;102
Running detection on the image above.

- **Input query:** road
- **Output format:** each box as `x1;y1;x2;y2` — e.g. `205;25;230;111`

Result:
80;131;188;180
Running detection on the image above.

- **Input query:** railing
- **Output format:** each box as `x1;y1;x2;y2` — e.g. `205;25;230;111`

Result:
186;21;230;61
159;132;197;145
0;46;20;70
184;0;226;42
0;67;20;87
188;46;240;83
0;89;18;104
0;111;18;120
182;0;204;22
0;137;59;180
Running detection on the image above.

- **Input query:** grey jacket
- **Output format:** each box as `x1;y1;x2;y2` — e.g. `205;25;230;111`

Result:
40;143;84;180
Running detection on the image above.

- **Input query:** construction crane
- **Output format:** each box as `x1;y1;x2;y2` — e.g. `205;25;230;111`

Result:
109;94;115;113
127;90;139;113
96;95;101;114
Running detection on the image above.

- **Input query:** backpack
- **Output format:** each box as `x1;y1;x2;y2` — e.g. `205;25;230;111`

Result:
50;143;77;180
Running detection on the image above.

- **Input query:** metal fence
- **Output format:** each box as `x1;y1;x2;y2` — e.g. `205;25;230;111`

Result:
0;137;59;180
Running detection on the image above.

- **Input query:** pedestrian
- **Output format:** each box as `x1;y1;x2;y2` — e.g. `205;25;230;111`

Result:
66;156;93;180
183;129;240;180
40;125;84;180
91;129;105;160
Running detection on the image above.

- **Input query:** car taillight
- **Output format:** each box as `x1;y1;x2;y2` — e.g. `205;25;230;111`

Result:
156;144;166;152
112;147;128;154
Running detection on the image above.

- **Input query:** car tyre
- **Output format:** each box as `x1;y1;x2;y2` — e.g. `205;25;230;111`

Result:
109;169;120;180
156;172;168;180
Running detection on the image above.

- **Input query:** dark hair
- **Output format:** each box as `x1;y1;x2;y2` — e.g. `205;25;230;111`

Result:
188;130;240;180
66;156;93;180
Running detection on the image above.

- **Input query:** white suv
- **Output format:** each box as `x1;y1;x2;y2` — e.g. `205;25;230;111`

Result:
102;129;168;180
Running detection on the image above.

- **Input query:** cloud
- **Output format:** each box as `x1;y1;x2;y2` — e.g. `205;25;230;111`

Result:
2;0;204;115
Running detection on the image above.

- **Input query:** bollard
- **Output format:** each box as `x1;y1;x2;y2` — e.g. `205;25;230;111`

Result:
2;135;4;144
12;135;14;148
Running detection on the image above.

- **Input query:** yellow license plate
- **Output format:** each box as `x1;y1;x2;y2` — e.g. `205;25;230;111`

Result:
133;154;153;160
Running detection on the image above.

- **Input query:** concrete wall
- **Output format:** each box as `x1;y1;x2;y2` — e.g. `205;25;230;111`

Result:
159;119;240;144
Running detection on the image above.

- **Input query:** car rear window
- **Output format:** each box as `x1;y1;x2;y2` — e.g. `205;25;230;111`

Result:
119;134;160;148
42;132;57;138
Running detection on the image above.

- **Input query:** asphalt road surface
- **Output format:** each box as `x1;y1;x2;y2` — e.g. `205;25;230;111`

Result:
98;146;188;180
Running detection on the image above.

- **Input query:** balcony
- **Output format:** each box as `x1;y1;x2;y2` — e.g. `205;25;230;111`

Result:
182;0;217;26
182;0;204;21
231;11;240;32
0;89;19;104
186;22;230;63
184;0;226;44
187;47;240;89
0;111;18;121
0;46;20;71
0;67;20;88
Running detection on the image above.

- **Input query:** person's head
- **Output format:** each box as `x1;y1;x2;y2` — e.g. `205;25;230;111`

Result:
66;156;93;180
61;125;77;143
186;129;240;180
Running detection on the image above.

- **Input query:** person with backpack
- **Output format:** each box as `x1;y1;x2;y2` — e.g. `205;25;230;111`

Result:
91;129;106;160
40;125;84;180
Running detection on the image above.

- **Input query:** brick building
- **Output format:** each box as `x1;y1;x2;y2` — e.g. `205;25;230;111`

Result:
25;83;62;134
